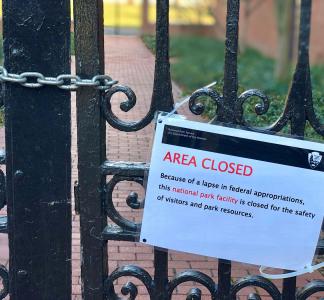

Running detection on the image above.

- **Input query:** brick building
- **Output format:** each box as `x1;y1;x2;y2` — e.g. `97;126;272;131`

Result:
213;0;324;64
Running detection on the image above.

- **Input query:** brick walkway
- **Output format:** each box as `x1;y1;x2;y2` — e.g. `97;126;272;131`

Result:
1;36;323;299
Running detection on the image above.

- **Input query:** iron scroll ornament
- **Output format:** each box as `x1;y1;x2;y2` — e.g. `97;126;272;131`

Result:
100;161;149;237
101;85;273;132
104;268;301;299
104;175;144;233
167;270;217;300
186;74;324;136
104;268;324;299
296;280;324;299
104;265;156;299
188;87;270;128
230;275;281;300
100;76;324;137
102;84;160;132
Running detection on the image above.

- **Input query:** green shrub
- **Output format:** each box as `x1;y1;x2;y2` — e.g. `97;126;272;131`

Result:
142;34;324;140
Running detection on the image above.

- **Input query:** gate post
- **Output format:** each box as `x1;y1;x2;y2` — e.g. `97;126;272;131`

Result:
3;0;71;299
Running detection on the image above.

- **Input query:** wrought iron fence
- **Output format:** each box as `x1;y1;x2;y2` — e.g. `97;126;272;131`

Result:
76;0;324;299
0;0;323;299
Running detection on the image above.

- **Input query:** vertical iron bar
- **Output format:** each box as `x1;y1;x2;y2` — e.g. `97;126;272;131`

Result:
154;247;168;300
287;0;311;137
153;1;173;298
282;274;297;300
74;0;108;299
283;1;311;297
215;1;239;296
283;0;309;289
216;0;240;124
3;0;71;298
217;259;231;300
151;0;174;112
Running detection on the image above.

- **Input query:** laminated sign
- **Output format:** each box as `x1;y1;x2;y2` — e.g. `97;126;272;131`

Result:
140;115;324;270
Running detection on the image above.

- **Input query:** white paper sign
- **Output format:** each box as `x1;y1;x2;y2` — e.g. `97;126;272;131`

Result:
140;116;324;270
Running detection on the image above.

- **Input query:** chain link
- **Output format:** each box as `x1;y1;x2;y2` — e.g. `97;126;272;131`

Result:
0;66;118;91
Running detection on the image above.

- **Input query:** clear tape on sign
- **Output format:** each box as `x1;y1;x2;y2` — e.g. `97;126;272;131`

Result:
160;81;217;121
260;262;324;280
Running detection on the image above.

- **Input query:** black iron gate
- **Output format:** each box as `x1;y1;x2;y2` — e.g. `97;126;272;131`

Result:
75;0;324;299
0;0;323;299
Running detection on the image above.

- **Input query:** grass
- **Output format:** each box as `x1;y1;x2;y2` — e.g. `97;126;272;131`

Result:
142;34;324;140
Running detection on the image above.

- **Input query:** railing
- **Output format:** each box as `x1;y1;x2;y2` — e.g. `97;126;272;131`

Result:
77;0;324;299
0;0;322;298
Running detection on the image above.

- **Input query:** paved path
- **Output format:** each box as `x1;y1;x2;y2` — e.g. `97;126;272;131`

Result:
0;36;323;299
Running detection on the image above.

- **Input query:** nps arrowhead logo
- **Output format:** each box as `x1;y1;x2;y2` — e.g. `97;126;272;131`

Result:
308;151;322;169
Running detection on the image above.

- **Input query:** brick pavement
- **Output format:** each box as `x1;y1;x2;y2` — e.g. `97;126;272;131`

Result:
0;35;323;299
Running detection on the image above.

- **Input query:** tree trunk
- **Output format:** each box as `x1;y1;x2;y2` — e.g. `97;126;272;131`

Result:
240;0;251;53
142;0;149;33
275;0;296;81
